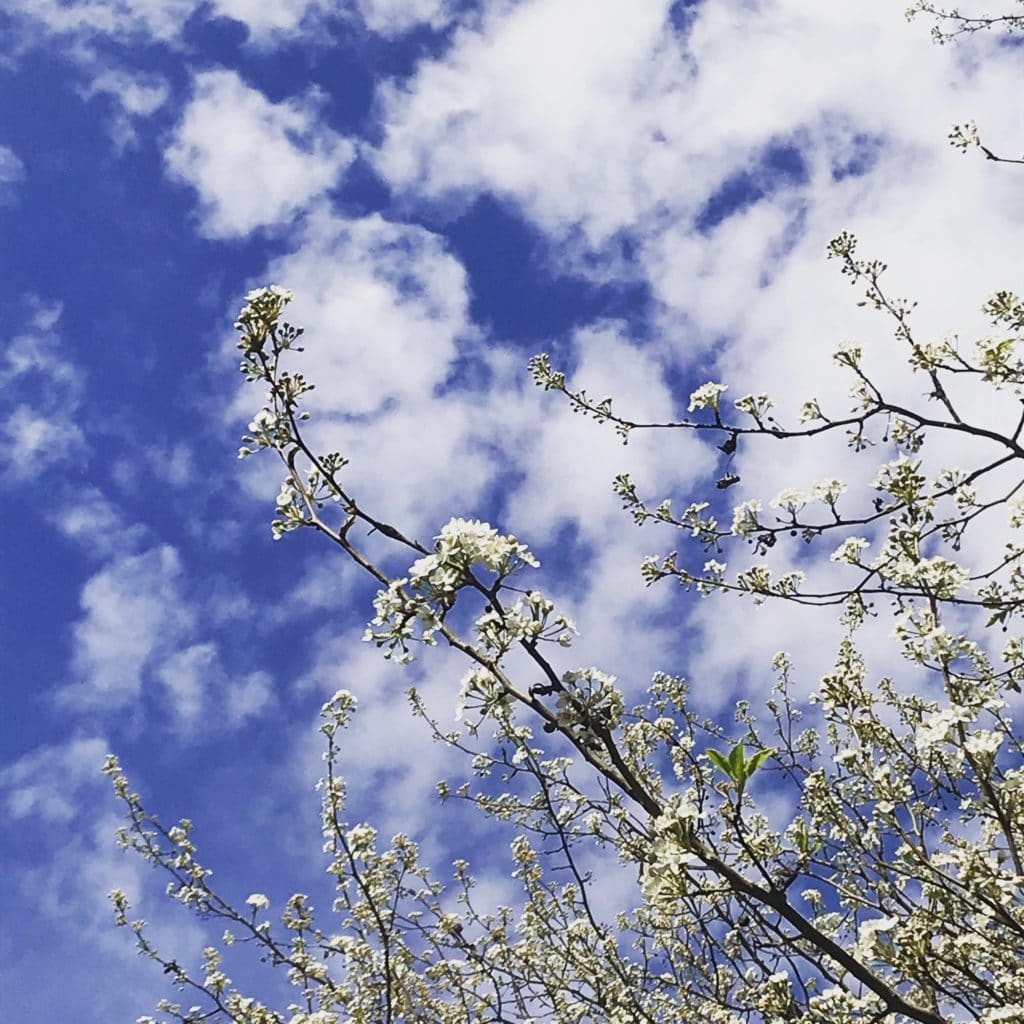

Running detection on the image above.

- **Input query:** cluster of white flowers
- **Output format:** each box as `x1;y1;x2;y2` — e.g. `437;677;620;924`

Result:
454;667;508;723
239;407;288;462
963;729;1005;761
915;705;975;753
697;558;727;595
732;564;804;603
981;1008;1024;1024
554;667;623;746
643;792;703;902
975;334;1024;386
409;518;539;600
770;487;808;511
811;478;846;502
473;590;576;655
771;479;846;511
830;536;870;564
879;548;970;599
363;579;441;663
688;382;728;411
365;519;542;664
872;453;928;505
288;1012;339;1024
799;397;823;422
730;499;762;536
733;393;773;420
320;689;357;735
234;285;293;341
833;341;862;368
678;500;719;545
245;893;270;912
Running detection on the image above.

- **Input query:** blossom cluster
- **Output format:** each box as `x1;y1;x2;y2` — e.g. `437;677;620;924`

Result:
409;518;539;600
364;518;541;663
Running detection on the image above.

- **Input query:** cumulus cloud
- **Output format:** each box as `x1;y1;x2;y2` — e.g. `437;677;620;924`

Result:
374;0;676;241
165;70;355;237
360;0;1024;706
3;0;454;54
372;0;1022;320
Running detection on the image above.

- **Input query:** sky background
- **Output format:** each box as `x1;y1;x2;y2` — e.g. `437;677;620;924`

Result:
0;1;1022;1020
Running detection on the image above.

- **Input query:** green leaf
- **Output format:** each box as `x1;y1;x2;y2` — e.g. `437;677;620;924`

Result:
728;742;746;779
743;747;774;780
706;748;733;779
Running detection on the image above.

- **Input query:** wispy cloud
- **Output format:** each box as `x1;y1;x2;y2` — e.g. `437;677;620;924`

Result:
62;543;279;732
0;144;26;205
81;69;171;149
65;545;195;711
355;0;457;36
3;0;337;50
0;299;88;480
1;736;110;822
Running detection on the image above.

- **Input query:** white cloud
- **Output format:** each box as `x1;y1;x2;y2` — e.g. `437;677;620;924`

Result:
234;208;489;534
356;0;455;36
111;439;195;494
0;144;25;204
375;0;675;241
253;209;471;412
156;642;216;724
372;0;1023;295
208;0;332;41
3;0;456;53
4;0;334;50
66;545;194;711
83;69;170;148
0;736;110;822
150;440;194;487
1;405;87;478
225;670;275;726
165;70;355;237
361;0;1024;706
63;544;278;731
152;646;276;729
0;299;88;479
2;0;196;45
52;486;147;558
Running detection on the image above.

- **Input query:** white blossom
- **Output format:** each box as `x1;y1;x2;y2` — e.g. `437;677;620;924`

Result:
831;537;869;564
688;382;728;411
731;499;762;536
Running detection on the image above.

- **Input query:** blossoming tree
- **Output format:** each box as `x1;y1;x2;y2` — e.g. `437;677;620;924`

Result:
105;235;1024;1023
103;15;1023;1024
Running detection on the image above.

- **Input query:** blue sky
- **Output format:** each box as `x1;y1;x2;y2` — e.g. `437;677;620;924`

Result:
1;1;1021;1020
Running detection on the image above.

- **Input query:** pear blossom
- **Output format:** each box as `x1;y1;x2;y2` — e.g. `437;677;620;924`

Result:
688;382;727;411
